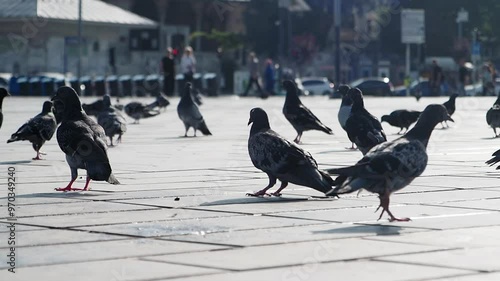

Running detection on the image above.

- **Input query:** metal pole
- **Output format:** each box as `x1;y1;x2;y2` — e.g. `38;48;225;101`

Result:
405;43;410;78
77;0;82;94
458;22;462;39
334;0;341;85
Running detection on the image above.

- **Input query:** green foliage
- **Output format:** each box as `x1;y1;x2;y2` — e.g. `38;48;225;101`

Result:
190;29;244;50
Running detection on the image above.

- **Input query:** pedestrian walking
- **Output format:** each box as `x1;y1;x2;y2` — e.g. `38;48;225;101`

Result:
264;59;275;96
161;47;175;97
181;46;196;84
242;52;265;98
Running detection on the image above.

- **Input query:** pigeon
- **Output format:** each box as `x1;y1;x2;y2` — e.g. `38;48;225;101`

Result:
486;149;500;169
336;85;356;149
344;88;387;155
146;94;170;111
442;93;458;127
124;102;160;124
326;104;454;221
282;80;333;143
247;107;334;196
0;88;10;130
97;95;127;146
51;86;120;191
83;98;123;117
486;94;500;137
381;110;421;134
177;82;212;137
7;101;57;160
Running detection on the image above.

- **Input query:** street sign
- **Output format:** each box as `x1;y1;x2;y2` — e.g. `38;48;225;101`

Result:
401;9;425;44
472;42;481;59
456;8;469;23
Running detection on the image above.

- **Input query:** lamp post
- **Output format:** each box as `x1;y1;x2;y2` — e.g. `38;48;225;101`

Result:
456;8;468;40
77;0;82;94
334;0;341;86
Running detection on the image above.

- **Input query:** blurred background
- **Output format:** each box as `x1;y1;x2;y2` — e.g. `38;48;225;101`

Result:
1;0;500;97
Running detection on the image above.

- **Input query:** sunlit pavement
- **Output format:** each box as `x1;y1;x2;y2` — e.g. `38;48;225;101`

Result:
1;94;500;280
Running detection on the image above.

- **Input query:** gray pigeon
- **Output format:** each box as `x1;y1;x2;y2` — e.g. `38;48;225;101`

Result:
336;85;355;149
52;86;120;192
381;110;421;134
326;104;453;221
145;93;170;111
97;95;127;146
177;82;211;137
486;94;500;137
442;94;458;128
0;88;9;130
124;102;160;124
7;101;57;160
282;80;333;143
247;107;334;197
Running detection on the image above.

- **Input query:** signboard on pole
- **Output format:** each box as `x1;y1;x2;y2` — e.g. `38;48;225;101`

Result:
401;9;425;44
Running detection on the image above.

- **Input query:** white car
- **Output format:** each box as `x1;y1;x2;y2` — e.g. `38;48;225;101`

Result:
295;77;334;96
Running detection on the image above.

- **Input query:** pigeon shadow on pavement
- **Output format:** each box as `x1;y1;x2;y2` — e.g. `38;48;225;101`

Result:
200;197;308;206
0;160;32;165
312;224;403;236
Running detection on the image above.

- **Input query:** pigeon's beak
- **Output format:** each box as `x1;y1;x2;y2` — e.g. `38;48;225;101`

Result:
447;115;454;122
247;118;253;126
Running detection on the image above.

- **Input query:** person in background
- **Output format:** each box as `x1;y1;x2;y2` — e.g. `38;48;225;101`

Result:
430;60;443;96
181;46;196;84
264;59;275;96
482;63;494;96
161;47;175;96
457;60;469;96
242;52;265;98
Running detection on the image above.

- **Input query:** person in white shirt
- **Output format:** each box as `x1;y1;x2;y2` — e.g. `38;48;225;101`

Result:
181;46;196;83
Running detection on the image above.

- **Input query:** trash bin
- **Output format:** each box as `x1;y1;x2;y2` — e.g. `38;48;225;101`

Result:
69;77;81;95
94;76;106;96
106;75;118;97
80;76;92;96
133;75;146;97
17;77;29;96
41;77;55;96
29;77;42;96
175;74;185;96
145;74;160;96
203;73;218;96
54;78;66;90
119;75;132;96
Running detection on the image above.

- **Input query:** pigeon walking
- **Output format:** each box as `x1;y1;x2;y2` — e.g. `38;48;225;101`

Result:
486;94;500;137
7;101;57;160
442;93;458;127
97;95;127;146
282;80;333;143
344;88;387;155
0;88;9;130
52;86;120;192
247;107;334;196
327;104;454;221
124;102;160;124
381;110;421;134
177;83;211;137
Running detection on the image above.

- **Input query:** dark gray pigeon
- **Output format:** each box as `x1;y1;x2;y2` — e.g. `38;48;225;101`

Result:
52;86;120;192
282;80;333;143
442;93;458;128
97;95;127;146
336;85;355;149
326;104;454;221
7;101;57;160
124;101;160;123
0;88;9;130
145;93;170;111
381;110;421;134
344;88;387;155
247;107;334;197
177;82;211;137
486;94;500;137
83;98;123;117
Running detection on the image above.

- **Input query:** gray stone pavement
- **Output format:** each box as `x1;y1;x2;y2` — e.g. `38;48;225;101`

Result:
0;94;500;280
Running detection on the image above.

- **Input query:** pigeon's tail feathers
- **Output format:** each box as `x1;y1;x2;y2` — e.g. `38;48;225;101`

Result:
7;124;30;143
328;177;373;196
319;124;334;135
199;120;212;135
143;110;161;118
326;163;368;177
107;173;120;185
7;134;19;143
486;149;500;168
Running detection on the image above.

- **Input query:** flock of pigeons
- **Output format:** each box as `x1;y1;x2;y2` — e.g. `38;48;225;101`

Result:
1;80;500;221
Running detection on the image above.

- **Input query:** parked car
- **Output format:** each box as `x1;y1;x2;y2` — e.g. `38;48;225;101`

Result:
350;77;394;96
393;78;430;97
295;77;334;96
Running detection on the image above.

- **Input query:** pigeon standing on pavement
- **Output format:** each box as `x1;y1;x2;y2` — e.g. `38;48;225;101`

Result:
381;110;421;134
282;80;333;143
344;88;387;155
7;101;57;160
177;83;212;137
442;93;458;127
83;97;123;117
0;88;10;130
97;95;127;146
52;86;120;191
247;107;334;196
486;94;500;137
124;101;160;124
327;104;454;221
336;85;356;149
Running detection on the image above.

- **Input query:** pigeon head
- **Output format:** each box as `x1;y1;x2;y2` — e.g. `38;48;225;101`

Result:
103;95;112;108
348;88;364;108
0;88;9;98
407;104;453;144
449;93;459;100
51;86;83;120
156;94;170;107
248;107;271;134
381;115;390;123
337;85;351;97
183;82;193;97
283;80;301;103
41;101;54;114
